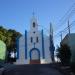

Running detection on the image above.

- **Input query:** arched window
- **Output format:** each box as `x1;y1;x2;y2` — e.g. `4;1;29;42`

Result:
33;22;35;28
31;37;33;43
36;37;39;43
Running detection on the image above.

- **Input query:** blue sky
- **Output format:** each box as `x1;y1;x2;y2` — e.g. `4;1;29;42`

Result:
0;0;75;46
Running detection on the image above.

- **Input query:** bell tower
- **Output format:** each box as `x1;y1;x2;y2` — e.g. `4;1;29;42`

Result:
30;12;38;32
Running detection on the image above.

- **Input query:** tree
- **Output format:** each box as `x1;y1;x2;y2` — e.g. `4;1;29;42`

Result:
57;44;71;65
0;26;22;62
5;29;22;62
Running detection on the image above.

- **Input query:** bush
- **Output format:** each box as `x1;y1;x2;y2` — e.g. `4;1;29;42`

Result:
70;62;75;74
57;44;71;65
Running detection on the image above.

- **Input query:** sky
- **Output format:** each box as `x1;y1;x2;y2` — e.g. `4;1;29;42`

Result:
0;0;75;46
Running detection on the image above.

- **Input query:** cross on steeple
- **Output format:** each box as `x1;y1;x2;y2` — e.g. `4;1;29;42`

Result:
32;12;35;17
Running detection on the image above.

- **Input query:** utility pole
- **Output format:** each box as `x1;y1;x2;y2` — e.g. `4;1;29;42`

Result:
68;20;70;35
68;20;71;44
60;32;62;42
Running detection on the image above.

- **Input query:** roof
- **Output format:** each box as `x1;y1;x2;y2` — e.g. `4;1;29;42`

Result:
61;33;75;45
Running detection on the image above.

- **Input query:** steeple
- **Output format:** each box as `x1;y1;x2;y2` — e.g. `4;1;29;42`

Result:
30;12;38;32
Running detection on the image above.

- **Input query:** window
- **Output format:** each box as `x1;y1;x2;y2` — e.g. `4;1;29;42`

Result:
31;37;33;43
36;37;39;43
33;22;35;28
33;31;35;34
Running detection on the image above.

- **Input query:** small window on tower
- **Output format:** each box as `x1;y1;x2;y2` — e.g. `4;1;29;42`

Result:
33;22;35;28
36;37;39;43
33;31;35;34
31;37;33;43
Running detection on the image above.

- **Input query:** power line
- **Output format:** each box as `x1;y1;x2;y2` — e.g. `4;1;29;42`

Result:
54;21;75;38
55;3;75;31
54;21;75;47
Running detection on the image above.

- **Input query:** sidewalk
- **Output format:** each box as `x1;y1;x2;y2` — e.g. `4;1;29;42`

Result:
0;68;4;75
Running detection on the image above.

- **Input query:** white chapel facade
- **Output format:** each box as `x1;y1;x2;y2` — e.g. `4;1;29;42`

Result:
16;16;54;64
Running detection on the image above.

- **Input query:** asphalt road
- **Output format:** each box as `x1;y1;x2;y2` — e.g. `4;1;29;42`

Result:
2;64;63;75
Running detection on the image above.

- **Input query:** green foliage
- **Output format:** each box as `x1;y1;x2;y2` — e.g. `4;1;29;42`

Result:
0;40;6;60
56;44;71;65
0;26;22;51
0;26;22;62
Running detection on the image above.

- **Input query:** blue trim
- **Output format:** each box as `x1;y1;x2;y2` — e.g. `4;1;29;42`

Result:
16;36;21;59
41;30;45;58
25;30;27;59
30;48;40;60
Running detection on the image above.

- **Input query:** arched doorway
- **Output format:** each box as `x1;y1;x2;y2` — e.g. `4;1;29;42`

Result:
30;48;40;64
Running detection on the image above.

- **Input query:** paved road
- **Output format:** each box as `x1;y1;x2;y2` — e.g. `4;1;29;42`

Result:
2;64;63;75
